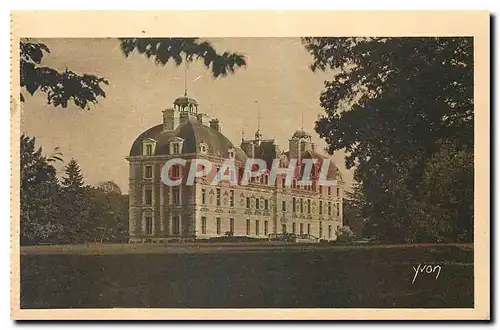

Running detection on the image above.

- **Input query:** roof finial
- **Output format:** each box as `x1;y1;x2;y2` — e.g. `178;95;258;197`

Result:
184;61;188;97
241;127;245;142
301;108;304;130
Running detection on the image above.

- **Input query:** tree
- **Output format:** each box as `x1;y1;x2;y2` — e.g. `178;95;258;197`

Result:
302;37;473;242
20;38;246;108
20;134;63;245
60;159;85;191
58;159;89;243
20;41;109;109
119;38;246;77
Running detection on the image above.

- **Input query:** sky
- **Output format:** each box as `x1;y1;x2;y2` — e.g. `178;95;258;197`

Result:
21;38;354;193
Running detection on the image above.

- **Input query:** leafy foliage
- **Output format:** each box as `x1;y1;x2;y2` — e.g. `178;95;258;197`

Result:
303;37;473;242
20;41;109;109
119;38;246;77
335;226;355;242
20;135;129;245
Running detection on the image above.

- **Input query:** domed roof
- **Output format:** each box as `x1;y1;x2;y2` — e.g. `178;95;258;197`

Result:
129;117;246;162
292;128;312;140
174;96;198;106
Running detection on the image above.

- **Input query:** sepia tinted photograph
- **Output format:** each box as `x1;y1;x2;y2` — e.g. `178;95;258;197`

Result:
11;11;490;320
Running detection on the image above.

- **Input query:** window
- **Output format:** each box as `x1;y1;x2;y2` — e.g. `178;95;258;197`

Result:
145;144;153;155
307;224;311;235
172;216;180;235
292;222;296;234
307;199;311;214
264;221;268;236
328;202;332;215
282;224;287;233
145;216;153;234
328;186;331;196
246;219;251;235
230;190;234;207
216;217;221;235
172;187;180;205
300;223;304;235
319;221;323;237
172;143;180;154
282;200;286;212
216;188;221;206
336;202;340;217
255;198;260;210
282;177;286;188
201;189;206;205
319;201;323;215
145;188;152;205
201;216;207;234
246;197;251;209
145;165;153;179
292;179;297;189
229;218;234;234
292;198;296;212
337;187;340;197
300;198;304;213
172;164;180;178
264;199;269;210
255;220;260;235
328;225;332;238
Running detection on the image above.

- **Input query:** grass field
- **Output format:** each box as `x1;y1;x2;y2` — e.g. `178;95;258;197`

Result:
20;243;474;309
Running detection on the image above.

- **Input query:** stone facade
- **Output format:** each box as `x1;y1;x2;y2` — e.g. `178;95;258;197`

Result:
126;95;343;243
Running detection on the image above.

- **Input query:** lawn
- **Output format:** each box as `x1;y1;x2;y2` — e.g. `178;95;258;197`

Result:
20;243;474;308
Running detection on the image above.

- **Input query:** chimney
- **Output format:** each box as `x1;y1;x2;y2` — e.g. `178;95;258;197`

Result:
162;108;177;131
197;113;211;126
209;118;221;132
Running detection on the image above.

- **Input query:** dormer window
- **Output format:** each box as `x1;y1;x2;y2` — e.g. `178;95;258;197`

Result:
169;137;184;155
199;141;208;154
228;148;235;159
142;138;157;156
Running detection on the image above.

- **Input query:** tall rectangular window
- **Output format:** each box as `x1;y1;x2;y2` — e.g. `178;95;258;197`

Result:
216;188;221;206
145;188;152;205
336;202;340;217
300;223;304;235
172;187;180;205
264;221;268;236
201;188;206;205
145;144;153;155
230;190;234;207
216;217;221;235
246;219;250;235
282;200;286;211
201;216;207;234
255;220;260;235
328;202;332;216
172;164;180;178
292;198;296;212
328;187;331;196
292;222;296;234
319;201;323;215
319;222;323;237
172;216;180;235
328;225;332;238
282;177;286;188
307;199;311;214
145;165;153;179
264;199;269;210
229;218;234;234
300;198;303;213
246;197;251;209
173;143;180;154
337;187;340;197
307;224;311;235
255;198;260;210
145;216;153;234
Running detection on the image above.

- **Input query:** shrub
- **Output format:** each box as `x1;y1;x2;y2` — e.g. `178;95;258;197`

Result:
335;226;355;242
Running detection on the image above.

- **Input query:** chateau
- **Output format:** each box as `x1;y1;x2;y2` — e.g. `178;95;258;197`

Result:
126;94;344;242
